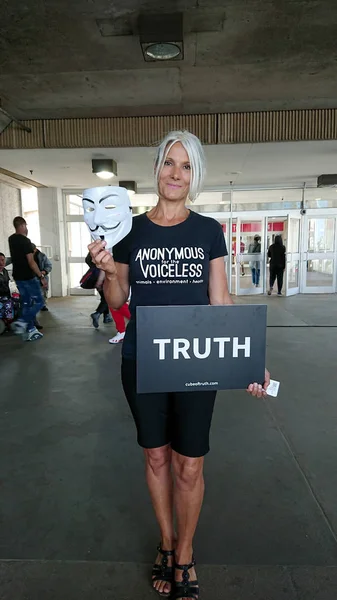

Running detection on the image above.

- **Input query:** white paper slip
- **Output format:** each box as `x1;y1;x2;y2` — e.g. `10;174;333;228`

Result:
266;379;280;397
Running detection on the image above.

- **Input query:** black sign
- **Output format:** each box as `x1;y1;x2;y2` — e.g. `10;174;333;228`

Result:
136;304;267;393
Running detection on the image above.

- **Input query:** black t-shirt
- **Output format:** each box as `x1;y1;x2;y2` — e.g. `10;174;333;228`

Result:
8;234;34;281
268;243;286;269
113;211;228;358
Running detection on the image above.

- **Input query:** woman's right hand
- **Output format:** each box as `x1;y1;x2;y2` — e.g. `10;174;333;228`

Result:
88;240;117;277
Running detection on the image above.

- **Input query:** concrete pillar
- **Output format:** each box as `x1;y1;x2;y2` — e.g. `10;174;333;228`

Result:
0;182;21;256
37;188;68;297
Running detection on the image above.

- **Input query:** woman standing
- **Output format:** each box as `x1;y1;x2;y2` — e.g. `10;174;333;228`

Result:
89;131;270;599
268;235;286;296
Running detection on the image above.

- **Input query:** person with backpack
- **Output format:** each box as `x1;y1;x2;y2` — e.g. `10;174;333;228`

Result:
31;244;52;311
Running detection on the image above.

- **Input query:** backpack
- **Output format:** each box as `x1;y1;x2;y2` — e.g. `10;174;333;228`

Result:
80;266;100;289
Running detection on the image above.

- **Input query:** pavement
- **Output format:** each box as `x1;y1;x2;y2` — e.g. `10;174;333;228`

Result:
1;293;337;599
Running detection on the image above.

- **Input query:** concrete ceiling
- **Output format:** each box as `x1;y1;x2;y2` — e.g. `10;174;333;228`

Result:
1;0;337;120
1;140;336;190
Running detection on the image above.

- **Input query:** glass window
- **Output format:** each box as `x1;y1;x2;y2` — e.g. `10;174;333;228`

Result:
239;221;262;254
306;259;334;287
308;218;335;252
66;194;84;215
193;204;230;213
288;260;299;288
304;189;337;209
232;189;302;211
305;199;337;209
67;222;91;257
69;263;88;290
233;220;264;293
288;219;300;253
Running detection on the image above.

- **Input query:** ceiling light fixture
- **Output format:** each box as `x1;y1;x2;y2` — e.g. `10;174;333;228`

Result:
139;13;184;62
119;180;137;196
145;43;181;61
92;158;117;180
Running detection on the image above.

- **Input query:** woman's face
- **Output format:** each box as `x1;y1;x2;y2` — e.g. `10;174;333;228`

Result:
158;142;191;203
0;255;5;271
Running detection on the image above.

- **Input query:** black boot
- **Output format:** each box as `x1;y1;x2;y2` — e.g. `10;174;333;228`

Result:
90;311;100;329
103;313;113;324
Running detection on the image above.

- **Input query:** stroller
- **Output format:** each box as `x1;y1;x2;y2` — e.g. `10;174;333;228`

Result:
0;292;20;335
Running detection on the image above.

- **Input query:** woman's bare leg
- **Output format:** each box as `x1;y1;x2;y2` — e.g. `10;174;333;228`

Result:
172;451;204;598
145;445;175;595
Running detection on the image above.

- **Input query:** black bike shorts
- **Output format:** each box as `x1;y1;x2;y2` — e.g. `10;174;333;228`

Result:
121;359;217;458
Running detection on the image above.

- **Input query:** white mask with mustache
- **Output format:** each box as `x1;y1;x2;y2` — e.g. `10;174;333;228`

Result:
82;186;132;250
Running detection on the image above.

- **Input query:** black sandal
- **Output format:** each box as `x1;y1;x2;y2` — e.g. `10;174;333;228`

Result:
152;544;175;597
173;557;199;600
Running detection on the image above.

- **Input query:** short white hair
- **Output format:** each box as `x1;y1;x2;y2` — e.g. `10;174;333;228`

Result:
154;130;206;202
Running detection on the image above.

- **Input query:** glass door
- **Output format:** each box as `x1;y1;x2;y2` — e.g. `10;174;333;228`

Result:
301;216;336;293
235;217;265;295
285;216;300;296
219;220;231;290
64;192;95;295
266;217;287;295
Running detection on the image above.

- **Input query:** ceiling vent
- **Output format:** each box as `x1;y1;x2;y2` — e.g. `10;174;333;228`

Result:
317;174;337;187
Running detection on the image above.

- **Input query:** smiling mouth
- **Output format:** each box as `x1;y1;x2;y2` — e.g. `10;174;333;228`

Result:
89;222;121;232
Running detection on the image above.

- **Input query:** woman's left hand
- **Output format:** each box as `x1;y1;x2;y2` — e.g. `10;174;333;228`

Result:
246;368;270;398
